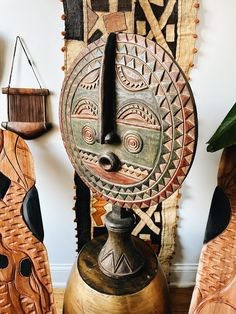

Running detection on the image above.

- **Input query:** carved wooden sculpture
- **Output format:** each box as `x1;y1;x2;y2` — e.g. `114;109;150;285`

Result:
62;0;200;274
0;130;56;313
189;145;236;313
60;33;197;314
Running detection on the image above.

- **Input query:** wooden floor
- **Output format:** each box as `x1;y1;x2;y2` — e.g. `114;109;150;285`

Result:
54;287;193;314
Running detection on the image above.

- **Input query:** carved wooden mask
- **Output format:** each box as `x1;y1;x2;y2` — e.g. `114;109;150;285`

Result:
60;33;197;209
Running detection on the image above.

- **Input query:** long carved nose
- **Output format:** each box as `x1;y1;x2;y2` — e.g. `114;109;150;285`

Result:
98;33;120;145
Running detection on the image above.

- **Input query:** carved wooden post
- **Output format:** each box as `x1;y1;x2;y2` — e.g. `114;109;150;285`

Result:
60;33;198;314
98;206;144;278
189;145;236;313
0;130;56;313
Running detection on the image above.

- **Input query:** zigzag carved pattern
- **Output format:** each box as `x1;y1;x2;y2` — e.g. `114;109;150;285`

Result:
189;146;236;313
0;130;55;314
197;211;236;295
91;196;109;226
60;34;197;209
0;183;55;314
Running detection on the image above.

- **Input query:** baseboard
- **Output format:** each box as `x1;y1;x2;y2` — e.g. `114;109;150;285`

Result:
51;263;198;289
51;263;73;288
170;263;198;287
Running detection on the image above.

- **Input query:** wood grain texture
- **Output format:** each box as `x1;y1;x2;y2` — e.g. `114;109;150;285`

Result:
64;235;170;314
0;130;56;314
55;287;194;314
189;145;236;313
1;122;52;140
78;235;158;293
1;87;51;139
2;87;49;95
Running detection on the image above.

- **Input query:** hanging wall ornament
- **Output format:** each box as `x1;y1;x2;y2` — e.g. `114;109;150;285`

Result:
61;0;199;75
1;36;51;140
0;130;56;313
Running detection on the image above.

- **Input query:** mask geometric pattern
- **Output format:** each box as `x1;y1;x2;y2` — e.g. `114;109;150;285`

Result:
61;0;199;277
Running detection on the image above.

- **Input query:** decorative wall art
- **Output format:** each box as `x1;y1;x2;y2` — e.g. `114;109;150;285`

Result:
62;0;199;75
1;36;51;140
61;0;199;277
0;130;56;313
59;32;198;313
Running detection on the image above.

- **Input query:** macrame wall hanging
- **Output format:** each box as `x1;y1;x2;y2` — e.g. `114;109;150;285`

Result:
1;36;51;140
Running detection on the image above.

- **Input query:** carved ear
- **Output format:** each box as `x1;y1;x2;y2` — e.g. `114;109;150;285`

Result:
22;186;44;242
0;172;11;199
203;186;231;244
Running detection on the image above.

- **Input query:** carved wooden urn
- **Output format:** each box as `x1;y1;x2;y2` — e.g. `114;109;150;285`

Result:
60;33;197;314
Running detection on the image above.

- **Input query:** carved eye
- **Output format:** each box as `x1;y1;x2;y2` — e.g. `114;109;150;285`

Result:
0;254;8;269
80;69;100;89
20;258;32;277
116;65;148;91
72;99;98;119
82;126;96;145
123;132;143;154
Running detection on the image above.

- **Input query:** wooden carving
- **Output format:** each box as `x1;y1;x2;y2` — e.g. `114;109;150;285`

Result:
60;33;197;210
189;145;236;313
64;235;170;314
1;87;51;140
1;36;51;140
0;130;56;313
62;1;199;277
61;33;197;314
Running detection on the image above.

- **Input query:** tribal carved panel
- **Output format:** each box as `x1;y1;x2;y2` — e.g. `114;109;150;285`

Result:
60;33;197;210
189;145;236;313
0;130;55;314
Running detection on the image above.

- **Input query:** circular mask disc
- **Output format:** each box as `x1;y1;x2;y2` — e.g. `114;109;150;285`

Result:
60;33;197;209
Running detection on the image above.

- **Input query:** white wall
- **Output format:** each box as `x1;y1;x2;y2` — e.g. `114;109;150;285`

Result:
0;0;235;288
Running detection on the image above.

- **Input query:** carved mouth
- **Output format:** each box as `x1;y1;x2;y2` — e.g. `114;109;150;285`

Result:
78;149;151;184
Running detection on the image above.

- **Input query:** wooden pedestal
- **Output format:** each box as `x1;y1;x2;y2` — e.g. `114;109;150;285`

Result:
63;235;170;314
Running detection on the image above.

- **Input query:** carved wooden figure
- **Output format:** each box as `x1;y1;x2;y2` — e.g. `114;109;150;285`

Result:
189;145;236;314
60;33;197;314
0;130;56;313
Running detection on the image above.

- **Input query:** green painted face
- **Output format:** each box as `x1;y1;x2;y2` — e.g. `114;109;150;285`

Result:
71;89;161;185
60;34;197;209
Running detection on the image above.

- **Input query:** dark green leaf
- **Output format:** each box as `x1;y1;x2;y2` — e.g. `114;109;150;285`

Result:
206;103;236;152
